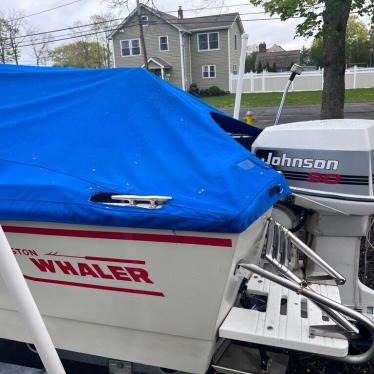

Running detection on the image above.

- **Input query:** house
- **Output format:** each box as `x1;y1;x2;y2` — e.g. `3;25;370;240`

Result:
255;42;301;72
110;5;244;91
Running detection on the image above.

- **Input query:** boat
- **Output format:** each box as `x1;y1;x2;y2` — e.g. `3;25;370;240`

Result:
0;64;288;373
0;64;373;374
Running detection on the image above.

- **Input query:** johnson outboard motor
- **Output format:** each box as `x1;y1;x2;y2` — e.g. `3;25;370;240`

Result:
253;117;374;315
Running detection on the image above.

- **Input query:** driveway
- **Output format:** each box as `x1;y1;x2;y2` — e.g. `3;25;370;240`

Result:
224;102;374;129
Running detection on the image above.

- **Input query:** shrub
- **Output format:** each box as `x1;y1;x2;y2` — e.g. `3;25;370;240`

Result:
199;89;209;97
207;86;224;97
188;83;200;96
189;84;227;97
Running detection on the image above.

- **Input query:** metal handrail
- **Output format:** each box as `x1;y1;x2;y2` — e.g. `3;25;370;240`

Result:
238;263;374;364
268;218;346;285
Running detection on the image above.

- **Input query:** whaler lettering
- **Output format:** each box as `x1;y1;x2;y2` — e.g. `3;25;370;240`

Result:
30;258;154;284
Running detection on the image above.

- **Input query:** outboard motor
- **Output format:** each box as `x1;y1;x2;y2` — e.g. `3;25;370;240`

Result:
252;119;374;315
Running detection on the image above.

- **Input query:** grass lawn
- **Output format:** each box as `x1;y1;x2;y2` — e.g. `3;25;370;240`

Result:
202;88;374;109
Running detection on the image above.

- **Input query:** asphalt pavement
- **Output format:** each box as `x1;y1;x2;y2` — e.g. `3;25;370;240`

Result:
224;102;374;129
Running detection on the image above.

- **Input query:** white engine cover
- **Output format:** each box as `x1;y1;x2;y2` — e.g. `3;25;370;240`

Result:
252;119;374;215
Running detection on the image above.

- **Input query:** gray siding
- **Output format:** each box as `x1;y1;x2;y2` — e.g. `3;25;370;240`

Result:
112;9;183;88
190;29;229;91
230;19;242;83
183;34;192;89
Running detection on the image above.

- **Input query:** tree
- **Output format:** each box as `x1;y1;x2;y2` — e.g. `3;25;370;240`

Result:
0;19;12;64
245;52;257;72
26;27;52;66
345;16;369;66
370;24;374;67
5;10;26;65
51;41;108;68
249;0;374;119
300;45;311;66
309;16;370;68
90;13;117;68
0;11;26;64
309;37;323;68
257;61;263;73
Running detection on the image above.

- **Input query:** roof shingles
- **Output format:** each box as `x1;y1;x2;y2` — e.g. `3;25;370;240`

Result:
255;50;301;70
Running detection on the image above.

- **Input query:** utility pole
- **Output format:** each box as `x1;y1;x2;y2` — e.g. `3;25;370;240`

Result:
136;0;148;70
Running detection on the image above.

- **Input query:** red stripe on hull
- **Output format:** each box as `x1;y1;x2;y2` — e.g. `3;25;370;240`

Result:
85;256;145;265
24;275;165;297
3;226;232;247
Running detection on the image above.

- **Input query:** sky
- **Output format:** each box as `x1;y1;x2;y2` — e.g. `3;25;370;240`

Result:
1;0;311;65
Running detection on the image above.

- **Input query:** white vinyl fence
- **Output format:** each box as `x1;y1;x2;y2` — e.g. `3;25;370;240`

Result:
230;66;374;93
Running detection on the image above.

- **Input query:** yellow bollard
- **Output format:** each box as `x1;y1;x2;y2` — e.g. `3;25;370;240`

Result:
244;110;255;125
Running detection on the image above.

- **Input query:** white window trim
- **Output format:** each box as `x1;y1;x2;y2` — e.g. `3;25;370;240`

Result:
197;32;220;52
202;65;217;79
234;34;238;50
159;35;169;52
233;64;238;75
120;39;142;57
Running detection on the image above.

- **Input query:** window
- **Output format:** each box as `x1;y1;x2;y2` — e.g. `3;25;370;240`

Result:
140;15;149;25
131;39;140;55
198;32;220;51
121;39;141;57
233;64;238;75
234;34;238;50
202;65;216;78
159;36;169;51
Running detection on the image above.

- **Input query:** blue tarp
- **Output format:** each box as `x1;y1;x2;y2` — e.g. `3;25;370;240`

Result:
0;64;290;233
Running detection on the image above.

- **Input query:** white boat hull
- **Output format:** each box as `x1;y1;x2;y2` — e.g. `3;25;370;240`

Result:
0;213;270;373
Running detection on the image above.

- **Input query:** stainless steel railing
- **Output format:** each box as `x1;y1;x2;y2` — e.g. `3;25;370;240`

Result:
236;218;374;364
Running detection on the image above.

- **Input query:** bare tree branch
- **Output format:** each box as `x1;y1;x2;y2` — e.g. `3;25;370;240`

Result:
90;12;118;67
27;27;52;66
0;10;26;64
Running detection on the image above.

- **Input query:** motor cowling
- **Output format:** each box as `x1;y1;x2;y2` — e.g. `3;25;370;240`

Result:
252;119;374;216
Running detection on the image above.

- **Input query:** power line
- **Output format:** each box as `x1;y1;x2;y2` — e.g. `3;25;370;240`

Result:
16;17;123;40
6;2;330;48
9;0;86;21
29;6;361;49
16;15;307;49
165;3;260;13
14;10;299;42
9;1;330;42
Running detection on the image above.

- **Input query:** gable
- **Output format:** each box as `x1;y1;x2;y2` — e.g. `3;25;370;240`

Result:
110;6;183;39
231;15;244;34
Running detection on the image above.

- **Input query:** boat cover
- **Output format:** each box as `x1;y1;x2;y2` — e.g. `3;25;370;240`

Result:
0;64;290;233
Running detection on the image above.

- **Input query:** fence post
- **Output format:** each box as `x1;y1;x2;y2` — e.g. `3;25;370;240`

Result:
262;69;266;92
250;70;254;93
353;65;357;89
321;67;324;90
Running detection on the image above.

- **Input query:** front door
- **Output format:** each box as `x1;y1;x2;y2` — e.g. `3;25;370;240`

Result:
149;68;162;78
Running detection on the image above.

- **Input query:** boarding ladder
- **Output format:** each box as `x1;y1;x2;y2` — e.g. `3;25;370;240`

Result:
219;218;374;364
